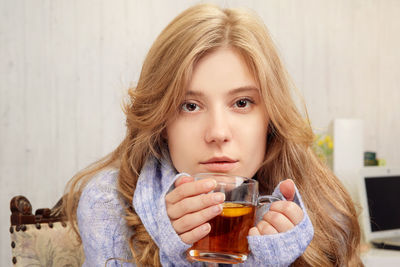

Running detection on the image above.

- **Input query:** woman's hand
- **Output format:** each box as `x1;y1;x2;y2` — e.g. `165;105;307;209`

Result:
249;179;304;236
165;176;225;244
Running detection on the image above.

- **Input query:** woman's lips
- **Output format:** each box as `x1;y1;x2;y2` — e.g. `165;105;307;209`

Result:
200;158;239;172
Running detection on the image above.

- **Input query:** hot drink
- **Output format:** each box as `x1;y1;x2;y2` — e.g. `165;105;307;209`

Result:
188;202;256;264
187;173;281;264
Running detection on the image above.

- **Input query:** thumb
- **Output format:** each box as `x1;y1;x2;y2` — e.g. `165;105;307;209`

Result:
279;179;295;201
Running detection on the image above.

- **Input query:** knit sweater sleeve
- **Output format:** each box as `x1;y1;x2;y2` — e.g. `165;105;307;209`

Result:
240;183;314;267
133;171;202;267
77;170;135;267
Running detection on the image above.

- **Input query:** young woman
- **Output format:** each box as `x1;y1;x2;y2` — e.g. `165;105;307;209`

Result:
63;3;362;266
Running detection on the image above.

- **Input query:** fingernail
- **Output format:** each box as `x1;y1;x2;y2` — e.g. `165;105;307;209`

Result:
204;180;216;190
202;223;210;232
213;193;225;202
212;204;222;213
182;176;191;182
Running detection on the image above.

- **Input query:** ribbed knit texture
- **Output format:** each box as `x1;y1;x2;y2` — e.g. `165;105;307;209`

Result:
77;156;314;266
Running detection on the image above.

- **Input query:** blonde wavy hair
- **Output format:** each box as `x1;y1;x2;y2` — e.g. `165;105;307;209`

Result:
63;3;362;266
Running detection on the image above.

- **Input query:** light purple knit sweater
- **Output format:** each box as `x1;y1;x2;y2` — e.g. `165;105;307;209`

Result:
77;156;314;266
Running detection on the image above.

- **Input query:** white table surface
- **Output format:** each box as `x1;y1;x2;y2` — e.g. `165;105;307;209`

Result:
362;248;400;266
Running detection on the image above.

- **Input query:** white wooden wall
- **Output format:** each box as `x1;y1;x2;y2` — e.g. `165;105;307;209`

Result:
1;0;399;264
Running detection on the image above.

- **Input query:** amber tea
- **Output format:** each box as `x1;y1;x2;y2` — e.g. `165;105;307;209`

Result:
188;202;256;264
187;173;281;264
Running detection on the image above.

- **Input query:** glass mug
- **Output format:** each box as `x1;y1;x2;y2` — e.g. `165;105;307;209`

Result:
187;173;282;264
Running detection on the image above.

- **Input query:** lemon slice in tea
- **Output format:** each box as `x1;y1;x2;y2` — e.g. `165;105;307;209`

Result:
221;202;254;217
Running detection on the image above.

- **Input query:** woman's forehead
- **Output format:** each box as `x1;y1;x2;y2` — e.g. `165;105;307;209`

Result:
186;47;258;93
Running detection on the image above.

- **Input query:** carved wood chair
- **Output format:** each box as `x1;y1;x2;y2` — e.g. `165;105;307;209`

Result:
9;195;84;266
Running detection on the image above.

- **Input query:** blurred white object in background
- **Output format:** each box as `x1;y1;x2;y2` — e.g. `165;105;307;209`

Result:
330;119;364;202
332;118;364;172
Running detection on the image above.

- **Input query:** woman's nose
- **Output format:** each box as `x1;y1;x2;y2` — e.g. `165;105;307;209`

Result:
204;109;232;144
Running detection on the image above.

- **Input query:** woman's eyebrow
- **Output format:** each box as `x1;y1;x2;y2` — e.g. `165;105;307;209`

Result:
185;90;204;97
185;86;260;97
228;86;260;96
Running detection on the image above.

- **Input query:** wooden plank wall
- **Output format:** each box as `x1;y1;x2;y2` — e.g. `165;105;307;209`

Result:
1;0;399;264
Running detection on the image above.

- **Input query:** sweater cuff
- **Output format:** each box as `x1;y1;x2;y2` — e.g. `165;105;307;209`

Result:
246;183;314;266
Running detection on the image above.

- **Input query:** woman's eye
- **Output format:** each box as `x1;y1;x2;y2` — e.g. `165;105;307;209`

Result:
234;98;252;108
181;102;199;112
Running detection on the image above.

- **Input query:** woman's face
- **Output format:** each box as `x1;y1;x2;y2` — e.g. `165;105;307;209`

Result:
166;47;268;178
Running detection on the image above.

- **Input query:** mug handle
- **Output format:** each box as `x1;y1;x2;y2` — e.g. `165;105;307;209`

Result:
258;195;282;206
